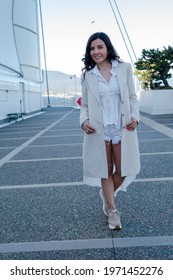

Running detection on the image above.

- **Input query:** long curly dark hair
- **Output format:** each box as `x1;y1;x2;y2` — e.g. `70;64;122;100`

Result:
82;32;122;73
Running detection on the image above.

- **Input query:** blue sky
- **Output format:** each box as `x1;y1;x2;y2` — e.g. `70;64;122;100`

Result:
41;0;173;76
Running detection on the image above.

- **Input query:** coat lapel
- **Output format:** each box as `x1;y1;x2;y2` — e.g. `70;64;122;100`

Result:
113;64;124;100
86;72;101;104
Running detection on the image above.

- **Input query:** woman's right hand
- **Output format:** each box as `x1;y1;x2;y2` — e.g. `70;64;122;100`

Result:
82;120;96;134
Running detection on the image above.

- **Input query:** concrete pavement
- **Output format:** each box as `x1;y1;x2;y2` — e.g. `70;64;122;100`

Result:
0;107;172;259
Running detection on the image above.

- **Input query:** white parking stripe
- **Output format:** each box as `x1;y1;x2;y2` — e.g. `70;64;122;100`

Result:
0;177;173;191
0;235;172;253
0;110;74;168
141;116;173;138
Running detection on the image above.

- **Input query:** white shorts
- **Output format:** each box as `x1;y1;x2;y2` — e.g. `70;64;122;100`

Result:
103;124;122;144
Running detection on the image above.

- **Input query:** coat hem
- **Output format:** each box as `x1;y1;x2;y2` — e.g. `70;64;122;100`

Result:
83;174;136;197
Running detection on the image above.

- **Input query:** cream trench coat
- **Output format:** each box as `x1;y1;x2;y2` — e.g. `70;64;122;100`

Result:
80;61;140;179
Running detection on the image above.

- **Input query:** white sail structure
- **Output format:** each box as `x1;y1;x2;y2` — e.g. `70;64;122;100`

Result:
0;0;43;122
0;0;22;76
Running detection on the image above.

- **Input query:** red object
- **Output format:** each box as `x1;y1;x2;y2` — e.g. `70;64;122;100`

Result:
77;97;82;106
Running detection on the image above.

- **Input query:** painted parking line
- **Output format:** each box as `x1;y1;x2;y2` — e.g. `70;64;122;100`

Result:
0;235;172;253
0;110;74;168
0;177;173;191
141;116;173;138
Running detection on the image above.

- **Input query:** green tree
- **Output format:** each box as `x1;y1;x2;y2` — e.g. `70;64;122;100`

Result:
135;46;173;89
135;68;153;90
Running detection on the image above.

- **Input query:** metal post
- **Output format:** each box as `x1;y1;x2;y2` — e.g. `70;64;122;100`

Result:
39;0;51;107
70;74;77;107
74;75;77;95
19;82;25;113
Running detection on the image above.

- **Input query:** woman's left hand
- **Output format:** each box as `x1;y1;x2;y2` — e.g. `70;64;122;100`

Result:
126;118;138;131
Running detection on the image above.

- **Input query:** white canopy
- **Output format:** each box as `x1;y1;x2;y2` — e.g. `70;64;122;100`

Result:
0;0;41;82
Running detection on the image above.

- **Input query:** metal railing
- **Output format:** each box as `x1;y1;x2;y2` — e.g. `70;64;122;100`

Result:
43;94;81;108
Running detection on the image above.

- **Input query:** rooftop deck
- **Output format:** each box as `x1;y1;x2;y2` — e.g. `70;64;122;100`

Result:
0;107;173;260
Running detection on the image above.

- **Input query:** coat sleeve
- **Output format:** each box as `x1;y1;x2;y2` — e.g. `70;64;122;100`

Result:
127;64;140;123
80;74;89;127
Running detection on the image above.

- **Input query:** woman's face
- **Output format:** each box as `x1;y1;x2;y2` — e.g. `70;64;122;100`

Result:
90;38;108;65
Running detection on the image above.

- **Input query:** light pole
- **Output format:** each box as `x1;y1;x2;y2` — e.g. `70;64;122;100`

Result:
70;74;77;107
39;0;51;107
70;74;77;95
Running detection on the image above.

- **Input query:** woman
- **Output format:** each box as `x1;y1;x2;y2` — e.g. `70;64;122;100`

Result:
80;32;140;230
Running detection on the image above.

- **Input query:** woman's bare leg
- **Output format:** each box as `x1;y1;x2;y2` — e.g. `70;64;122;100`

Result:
101;141;122;230
101;141;115;209
101;177;115;209
112;142;125;192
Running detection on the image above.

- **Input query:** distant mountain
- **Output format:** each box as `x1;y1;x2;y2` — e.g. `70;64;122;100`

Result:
41;70;81;94
41;70;173;95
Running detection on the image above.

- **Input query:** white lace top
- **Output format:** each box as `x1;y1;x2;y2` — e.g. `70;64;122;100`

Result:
91;60;121;129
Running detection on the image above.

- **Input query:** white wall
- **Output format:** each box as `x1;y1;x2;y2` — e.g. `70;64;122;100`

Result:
0;80;43;121
24;84;43;113
139;90;173;115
